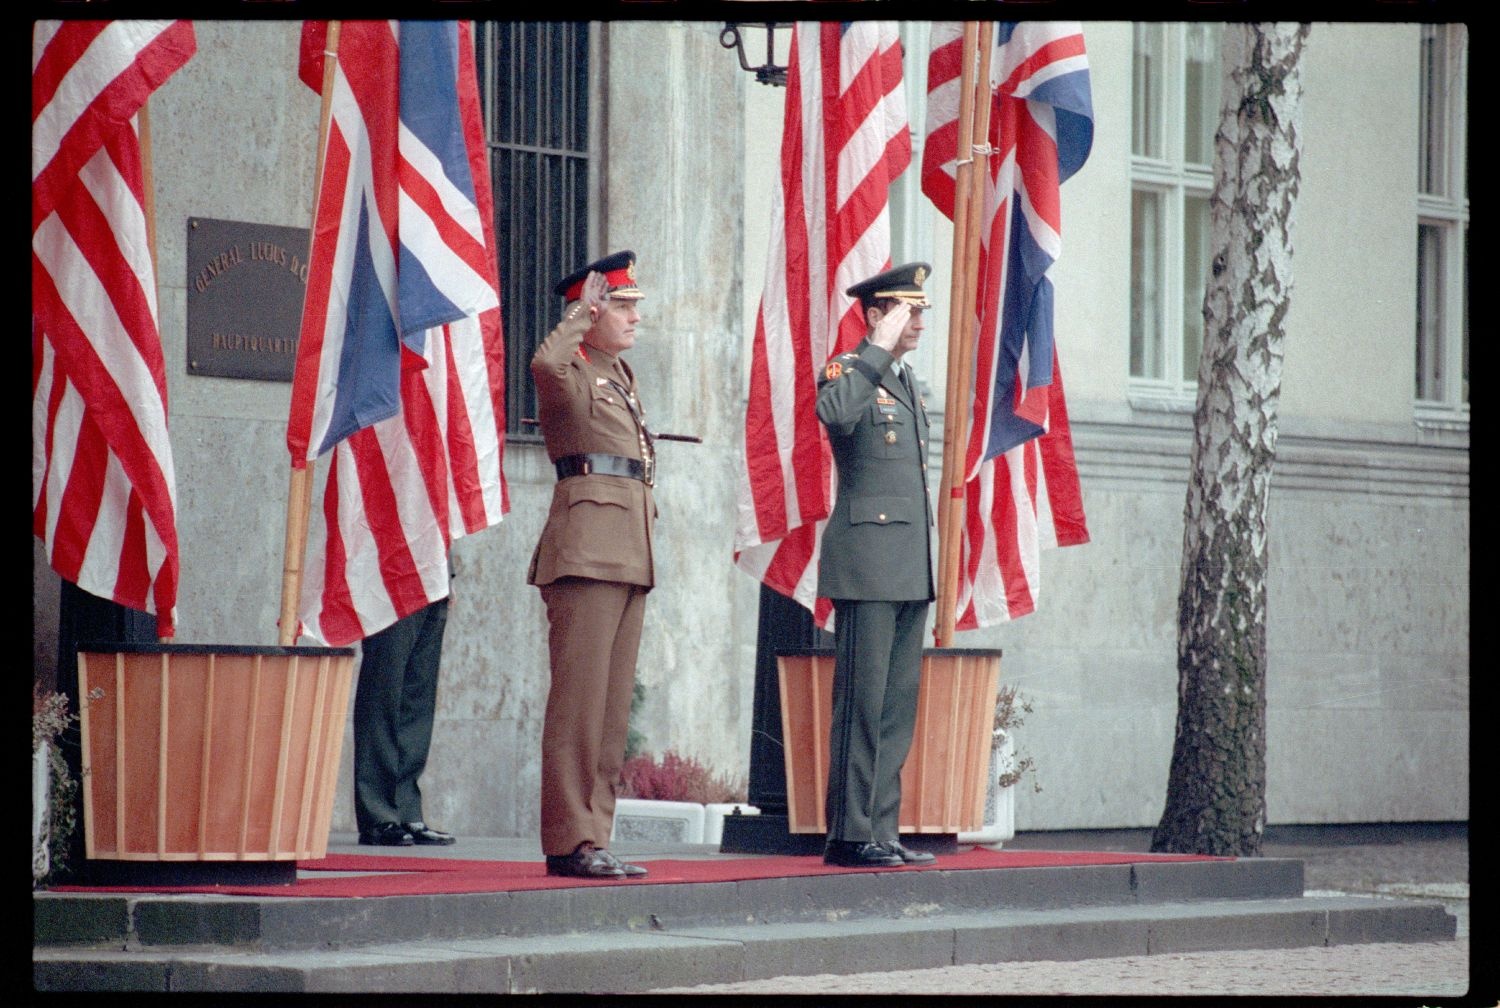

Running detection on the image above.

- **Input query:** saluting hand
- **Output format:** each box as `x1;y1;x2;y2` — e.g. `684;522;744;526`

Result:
868;302;912;355
580;270;610;324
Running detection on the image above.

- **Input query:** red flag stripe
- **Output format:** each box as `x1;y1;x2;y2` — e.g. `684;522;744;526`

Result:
736;21;909;626
32;21;195;228
31;266;176;547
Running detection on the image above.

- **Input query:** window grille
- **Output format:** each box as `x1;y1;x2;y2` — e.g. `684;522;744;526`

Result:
475;22;593;435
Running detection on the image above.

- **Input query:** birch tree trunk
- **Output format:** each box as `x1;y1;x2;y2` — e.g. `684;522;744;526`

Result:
1151;23;1308;857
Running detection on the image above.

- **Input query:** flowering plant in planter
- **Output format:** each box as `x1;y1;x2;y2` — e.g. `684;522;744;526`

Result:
619;750;747;805
994;683;1040;793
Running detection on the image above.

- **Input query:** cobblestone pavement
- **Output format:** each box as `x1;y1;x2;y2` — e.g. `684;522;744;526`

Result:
654;827;1480;999
655;938;1472;997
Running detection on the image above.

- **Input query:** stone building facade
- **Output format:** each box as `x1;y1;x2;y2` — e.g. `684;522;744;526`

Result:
34;20;1467;835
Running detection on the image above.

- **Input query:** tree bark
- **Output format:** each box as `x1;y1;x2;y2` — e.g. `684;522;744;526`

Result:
1152;23;1308;857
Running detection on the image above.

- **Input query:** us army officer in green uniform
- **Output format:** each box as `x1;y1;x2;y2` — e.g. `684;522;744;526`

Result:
816;262;938;869
528;251;656;880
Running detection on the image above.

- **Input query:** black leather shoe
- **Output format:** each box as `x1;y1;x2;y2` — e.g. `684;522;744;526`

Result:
597;848;648;877
404;821;456;846
358;822;415;846
823;839;903;867
880;840;937;865
545;842;625;878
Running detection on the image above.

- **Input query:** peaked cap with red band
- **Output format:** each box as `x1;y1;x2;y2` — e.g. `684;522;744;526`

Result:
555;249;645;302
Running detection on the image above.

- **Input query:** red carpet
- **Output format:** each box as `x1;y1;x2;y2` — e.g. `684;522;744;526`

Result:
51;847;1227;899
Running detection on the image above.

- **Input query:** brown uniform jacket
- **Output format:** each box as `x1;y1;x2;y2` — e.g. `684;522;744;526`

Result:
526;311;656;589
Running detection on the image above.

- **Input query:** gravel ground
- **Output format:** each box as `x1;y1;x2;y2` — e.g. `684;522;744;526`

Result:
655;937;1472;996
654;828;1477;998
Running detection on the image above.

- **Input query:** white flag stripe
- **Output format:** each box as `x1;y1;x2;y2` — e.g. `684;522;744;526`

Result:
74;452;132;600
35;211;175;494
31;21;177;178
38;372;85;552
371;414;450;599
443;318;506;530
32;342;57;514
397;121;489;245
78;128;162;326
397;186;499;321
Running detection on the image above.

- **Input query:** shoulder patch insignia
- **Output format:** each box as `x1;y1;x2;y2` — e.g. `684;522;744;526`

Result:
824;360;844;381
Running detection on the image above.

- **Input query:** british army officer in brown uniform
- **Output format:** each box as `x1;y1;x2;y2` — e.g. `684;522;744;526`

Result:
816;262;939;869
528;251;656;880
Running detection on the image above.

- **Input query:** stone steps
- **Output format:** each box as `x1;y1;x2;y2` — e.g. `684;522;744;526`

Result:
33;855;1457;993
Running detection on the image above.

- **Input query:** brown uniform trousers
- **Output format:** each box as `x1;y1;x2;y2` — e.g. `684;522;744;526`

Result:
528;310;656;856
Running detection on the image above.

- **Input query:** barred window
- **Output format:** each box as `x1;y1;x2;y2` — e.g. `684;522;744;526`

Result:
475;22;595;435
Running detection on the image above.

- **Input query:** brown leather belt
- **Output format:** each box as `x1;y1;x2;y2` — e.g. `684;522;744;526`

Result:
554;452;653;486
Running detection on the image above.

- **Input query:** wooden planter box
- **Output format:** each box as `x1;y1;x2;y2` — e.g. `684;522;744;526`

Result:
777;648;1001;834
76;643;354;862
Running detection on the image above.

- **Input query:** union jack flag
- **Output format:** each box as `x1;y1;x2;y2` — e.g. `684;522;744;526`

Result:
290;21;507;646
32;20;196;639
923;21;1093;628
734;22;910;627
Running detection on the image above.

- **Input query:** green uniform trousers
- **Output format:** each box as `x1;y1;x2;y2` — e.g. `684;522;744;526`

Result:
353;598;449;832
824;598;929;843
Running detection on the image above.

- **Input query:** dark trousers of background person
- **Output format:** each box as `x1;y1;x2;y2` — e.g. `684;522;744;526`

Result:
353;598;450;833
824;598;928;844
53;580;157;881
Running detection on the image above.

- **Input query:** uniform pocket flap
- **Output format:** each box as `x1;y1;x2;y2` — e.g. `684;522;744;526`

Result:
566;479;633;510
849;497;913;525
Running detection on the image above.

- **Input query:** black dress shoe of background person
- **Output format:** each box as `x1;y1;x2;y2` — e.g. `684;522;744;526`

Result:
359;822;415;846
823;839;903;868
880;840;936;865
597;847;648;877
545;842;625;878
404;821;456;846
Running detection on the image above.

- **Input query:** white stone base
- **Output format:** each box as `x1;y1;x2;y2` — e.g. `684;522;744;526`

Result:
33;742;50;884
958;734;1017;847
611;799;761;845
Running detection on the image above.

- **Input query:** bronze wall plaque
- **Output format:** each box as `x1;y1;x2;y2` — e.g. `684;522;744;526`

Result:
185;217;309;381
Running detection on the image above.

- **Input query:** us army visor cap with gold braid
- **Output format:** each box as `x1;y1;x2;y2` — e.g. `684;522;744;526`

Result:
845;261;933;310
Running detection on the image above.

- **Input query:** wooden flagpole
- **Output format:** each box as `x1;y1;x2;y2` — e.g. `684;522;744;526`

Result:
278;21;341;647
933;22;995;648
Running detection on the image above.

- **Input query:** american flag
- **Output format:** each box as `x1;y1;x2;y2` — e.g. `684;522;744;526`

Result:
32;20;196;639
923;21;1093;628
734;22;910;627
290;21;507;646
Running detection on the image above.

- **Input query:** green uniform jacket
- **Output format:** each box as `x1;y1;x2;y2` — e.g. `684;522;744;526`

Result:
815;338;935;602
527;310;656;589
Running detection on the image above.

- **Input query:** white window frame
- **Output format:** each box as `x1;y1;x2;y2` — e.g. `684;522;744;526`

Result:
1414;23;1468;428
1128;22;1219;413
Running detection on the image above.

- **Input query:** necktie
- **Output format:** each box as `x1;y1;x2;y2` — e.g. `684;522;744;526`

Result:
897;363;916;404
